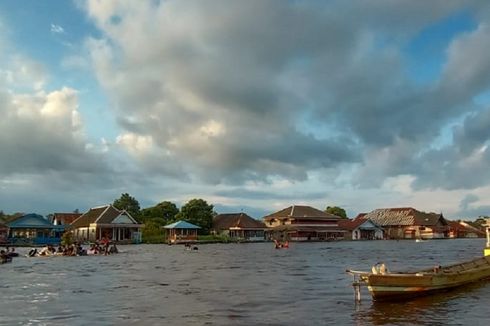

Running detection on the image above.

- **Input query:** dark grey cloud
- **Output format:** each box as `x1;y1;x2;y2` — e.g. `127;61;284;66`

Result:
214;188;327;201
84;0;490;194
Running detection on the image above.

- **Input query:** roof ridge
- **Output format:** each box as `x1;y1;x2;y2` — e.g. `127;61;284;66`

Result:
94;205;111;223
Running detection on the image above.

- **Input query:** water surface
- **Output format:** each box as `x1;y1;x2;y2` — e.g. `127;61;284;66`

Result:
1;239;489;325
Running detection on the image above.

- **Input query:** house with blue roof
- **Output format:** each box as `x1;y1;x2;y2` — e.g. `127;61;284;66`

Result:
6;214;65;245
163;220;200;244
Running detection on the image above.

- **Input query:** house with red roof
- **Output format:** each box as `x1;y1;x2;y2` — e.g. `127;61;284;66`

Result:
362;207;449;239
447;220;485;238
263;205;345;241
0;222;8;244
51;212;82;226
212;213;266;241
338;217;384;240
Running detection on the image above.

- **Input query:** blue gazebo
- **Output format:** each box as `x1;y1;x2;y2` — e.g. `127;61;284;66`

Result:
163;220;200;244
7;214;65;245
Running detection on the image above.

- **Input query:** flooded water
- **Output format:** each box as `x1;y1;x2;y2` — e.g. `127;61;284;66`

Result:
1;239;489;325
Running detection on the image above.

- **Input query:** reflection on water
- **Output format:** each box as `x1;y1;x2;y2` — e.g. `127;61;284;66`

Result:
1;239;489;325
354;281;489;326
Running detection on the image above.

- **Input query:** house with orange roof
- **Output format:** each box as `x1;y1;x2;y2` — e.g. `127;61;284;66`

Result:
50;212;82;226
447;220;485;238
263;205;345;241
0;221;8;244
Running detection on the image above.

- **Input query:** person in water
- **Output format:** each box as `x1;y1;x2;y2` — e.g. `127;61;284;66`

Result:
28;248;38;257
0;249;9;263
7;247;19;258
109;243;118;254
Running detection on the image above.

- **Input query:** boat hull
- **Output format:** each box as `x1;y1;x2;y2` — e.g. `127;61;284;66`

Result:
365;256;490;301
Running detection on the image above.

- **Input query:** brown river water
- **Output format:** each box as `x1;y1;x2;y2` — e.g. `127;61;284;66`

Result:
1;239;489;325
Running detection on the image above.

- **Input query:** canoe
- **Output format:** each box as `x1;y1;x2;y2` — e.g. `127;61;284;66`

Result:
347;256;490;301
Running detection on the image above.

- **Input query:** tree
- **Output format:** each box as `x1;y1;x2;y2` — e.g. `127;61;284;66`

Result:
141;220;166;243
141;201;179;226
176;198;215;234
325;206;347;218
113;193;141;220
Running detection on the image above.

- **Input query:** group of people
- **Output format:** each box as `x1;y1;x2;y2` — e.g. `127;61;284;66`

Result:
1;247;18;264
273;239;289;249
27;240;118;257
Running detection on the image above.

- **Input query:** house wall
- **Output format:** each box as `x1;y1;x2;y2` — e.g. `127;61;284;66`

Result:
351;228;383;240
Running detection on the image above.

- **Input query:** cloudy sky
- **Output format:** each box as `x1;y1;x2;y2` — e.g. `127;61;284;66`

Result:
2;0;490;219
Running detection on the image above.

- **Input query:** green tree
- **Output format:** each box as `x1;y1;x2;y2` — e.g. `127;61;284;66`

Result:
141;201;179;226
61;231;73;246
176;198;215;234
113;193;141;220
141;220;166;243
325;206;347;218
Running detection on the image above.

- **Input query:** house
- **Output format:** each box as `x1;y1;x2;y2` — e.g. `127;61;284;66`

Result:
263;205;345;241
51;212;82;226
70;205;143;243
0;222;8;244
163;220;200;244
212;213;266;241
338;217;384;240
5;213;65;245
447;221;486;238
362;207;449;239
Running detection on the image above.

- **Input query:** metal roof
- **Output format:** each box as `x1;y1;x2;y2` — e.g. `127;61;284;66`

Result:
163;220;201;229
6;213;65;229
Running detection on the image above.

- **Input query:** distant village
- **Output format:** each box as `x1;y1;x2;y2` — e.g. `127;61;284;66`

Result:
1;193;489;246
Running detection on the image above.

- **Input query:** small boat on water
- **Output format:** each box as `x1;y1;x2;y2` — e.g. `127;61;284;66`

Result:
347;227;490;302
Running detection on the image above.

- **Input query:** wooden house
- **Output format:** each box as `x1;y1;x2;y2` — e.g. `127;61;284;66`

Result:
212;213;266;241
163;220;200;244
51;212;82;226
0;222;8;244
263;205;345;241
70;205;143;243
447;221;485;238
362;207;449;239
338;217;384;240
5;213;65;245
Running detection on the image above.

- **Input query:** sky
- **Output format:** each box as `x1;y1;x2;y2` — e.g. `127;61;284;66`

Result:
2;0;490;219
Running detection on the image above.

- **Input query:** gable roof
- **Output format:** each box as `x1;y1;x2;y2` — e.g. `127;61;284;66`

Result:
213;213;266;230
263;205;340;221
163;220;201;229
52;213;82;224
70;205;138;228
363;207;446;227
338;218;383;231
6;213;63;229
448;221;486;236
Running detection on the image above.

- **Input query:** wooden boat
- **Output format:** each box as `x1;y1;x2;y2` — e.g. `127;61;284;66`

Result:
347;257;490;301
347;227;490;302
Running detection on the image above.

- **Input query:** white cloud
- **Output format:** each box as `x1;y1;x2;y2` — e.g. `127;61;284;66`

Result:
116;133;153;156
50;23;65;34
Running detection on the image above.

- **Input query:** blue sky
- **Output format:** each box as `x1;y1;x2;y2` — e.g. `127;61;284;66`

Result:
2;0;490;219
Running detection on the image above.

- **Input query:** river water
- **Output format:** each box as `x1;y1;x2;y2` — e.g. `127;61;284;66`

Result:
1;239;489;325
